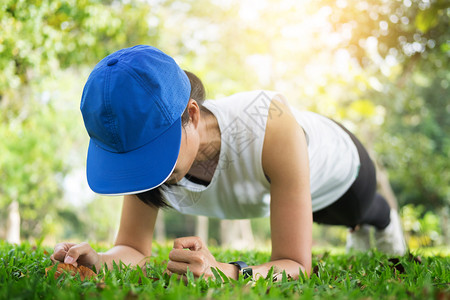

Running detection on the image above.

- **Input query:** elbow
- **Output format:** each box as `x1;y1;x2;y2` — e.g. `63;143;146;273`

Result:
303;261;312;278
271;256;311;279
290;253;312;278
292;258;311;279
114;242;152;258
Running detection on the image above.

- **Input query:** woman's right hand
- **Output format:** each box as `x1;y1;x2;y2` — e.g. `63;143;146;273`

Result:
50;242;102;271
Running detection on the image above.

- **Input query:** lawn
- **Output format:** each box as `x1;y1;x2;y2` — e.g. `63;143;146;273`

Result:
1;240;449;300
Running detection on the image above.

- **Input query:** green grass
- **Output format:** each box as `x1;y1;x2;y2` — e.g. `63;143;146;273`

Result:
1;240;449;299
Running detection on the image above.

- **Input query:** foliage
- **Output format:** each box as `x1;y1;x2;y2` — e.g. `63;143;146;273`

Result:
401;204;443;248
149;0;449;211
375;64;450;209
0;0;154;95
1;241;449;299
82;196;123;242
0;0;154;239
316;0;450;209
0;0;448;243
0;98;71;239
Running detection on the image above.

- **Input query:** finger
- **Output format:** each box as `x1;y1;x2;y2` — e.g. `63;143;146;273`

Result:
54;242;77;253
50;253;64;264
167;260;190;275
52;248;68;262
167;261;204;279
52;242;77;262
173;236;203;251
169;248;198;263
64;242;91;265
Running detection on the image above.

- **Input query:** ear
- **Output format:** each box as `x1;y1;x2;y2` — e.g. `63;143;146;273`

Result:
187;99;200;128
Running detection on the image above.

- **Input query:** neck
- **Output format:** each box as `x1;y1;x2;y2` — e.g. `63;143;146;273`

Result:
195;109;221;162
186;109;221;182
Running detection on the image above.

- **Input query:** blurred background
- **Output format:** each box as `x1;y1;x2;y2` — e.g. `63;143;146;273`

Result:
0;0;448;253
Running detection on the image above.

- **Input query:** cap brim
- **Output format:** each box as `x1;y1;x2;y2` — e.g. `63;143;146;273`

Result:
86;118;182;195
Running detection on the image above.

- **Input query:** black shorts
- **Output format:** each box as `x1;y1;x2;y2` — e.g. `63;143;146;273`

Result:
312;123;391;230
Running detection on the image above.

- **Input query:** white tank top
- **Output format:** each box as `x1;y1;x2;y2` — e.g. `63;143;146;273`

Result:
162;90;360;219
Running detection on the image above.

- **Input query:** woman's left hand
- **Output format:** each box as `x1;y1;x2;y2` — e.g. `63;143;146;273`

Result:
166;236;221;278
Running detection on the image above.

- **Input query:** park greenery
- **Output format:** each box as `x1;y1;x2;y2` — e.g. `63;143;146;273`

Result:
1;241;449;299
0;0;449;250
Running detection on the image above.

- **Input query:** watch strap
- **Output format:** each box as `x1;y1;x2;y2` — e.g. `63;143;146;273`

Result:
229;261;252;279
229;261;248;270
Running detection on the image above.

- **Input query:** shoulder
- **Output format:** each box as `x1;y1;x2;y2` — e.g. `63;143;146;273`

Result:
204;90;289;121
262;97;308;182
263;95;299;139
205;90;285;106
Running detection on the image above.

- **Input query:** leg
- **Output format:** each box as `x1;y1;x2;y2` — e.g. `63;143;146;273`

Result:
361;193;391;230
313;122;407;254
313;122;390;229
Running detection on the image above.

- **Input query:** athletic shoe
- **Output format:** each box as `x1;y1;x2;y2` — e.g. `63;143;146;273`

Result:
346;225;372;252
375;209;408;256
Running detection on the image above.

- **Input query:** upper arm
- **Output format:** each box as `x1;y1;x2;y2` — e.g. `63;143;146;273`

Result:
114;194;159;257
262;99;312;273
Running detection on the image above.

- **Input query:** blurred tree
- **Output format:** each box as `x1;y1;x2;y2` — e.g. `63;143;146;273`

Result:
150;0;448;243
326;0;450;210
82;196;122;242
0;99;72;239
1;0;447;246
0;0;154;240
0;0;155;101
316;0;449;242
301;0;450;211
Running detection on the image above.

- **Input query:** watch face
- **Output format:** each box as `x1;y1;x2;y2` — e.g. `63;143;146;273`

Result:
242;267;253;279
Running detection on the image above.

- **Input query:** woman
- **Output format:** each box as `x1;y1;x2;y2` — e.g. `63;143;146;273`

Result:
50;45;406;280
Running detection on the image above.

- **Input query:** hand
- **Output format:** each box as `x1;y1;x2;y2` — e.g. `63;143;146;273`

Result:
166;236;221;279
50;242;101;271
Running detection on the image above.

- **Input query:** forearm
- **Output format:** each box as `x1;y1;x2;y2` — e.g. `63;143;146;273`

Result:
219;259;309;280
97;245;150;272
252;259;309;280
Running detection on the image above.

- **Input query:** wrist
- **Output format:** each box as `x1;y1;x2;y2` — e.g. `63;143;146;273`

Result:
219;262;239;280
228;261;253;280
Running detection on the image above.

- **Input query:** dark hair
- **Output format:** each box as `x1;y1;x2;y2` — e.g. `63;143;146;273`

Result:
135;70;206;209
181;70;206;125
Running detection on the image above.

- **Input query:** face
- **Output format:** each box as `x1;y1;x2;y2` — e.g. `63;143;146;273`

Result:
165;122;200;185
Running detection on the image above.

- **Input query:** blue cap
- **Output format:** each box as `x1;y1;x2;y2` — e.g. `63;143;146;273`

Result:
80;45;191;195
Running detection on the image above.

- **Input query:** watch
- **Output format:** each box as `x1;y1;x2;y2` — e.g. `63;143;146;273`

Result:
229;261;253;279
